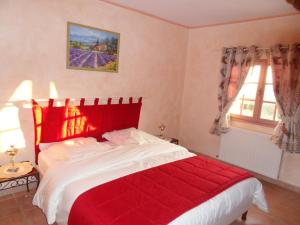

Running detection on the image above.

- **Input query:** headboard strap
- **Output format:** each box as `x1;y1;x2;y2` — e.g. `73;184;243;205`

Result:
94;98;99;105
65;98;70;107
138;97;143;103
31;99;38;106
48;99;54;107
80;98;85;106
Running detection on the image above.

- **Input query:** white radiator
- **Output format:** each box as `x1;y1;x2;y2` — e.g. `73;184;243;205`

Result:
219;127;282;179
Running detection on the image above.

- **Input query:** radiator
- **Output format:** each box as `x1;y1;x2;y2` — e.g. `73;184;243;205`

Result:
219;127;282;179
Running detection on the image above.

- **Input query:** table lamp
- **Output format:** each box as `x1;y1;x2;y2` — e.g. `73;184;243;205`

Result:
6;145;19;173
158;123;166;138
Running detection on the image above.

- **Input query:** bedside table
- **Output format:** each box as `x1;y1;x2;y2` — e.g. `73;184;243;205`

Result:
158;136;179;145
0;164;40;192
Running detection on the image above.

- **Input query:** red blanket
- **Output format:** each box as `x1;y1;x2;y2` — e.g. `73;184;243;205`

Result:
68;156;252;225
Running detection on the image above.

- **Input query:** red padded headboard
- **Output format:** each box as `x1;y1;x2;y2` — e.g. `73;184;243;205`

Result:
31;97;142;163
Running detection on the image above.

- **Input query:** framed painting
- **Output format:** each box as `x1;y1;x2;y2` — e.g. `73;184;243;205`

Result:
66;22;120;72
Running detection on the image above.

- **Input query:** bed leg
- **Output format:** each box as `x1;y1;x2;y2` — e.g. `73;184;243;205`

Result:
241;211;248;221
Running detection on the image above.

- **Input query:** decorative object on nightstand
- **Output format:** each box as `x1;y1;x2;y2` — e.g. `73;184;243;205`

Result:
0;161;40;192
160;136;179;145
286;0;300;10
0;161;33;178
157;123;179;144
158;123;166;138
6;145;19;173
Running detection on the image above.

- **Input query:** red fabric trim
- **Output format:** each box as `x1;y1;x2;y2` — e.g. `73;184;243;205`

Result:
65;98;70;107
48;99;54;107
80;98;85;107
31;98;142;163
31;99;43;164
68;156;253;225
94;98;99;105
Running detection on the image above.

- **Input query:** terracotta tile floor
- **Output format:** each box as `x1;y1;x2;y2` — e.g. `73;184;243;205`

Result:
0;180;299;225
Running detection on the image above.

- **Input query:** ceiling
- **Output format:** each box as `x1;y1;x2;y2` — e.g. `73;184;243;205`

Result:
102;0;298;28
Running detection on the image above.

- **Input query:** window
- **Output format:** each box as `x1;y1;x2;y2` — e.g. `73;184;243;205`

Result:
230;60;279;126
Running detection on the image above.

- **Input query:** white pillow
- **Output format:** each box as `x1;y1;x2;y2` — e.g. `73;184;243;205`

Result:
102;128;167;145
40;139;110;161
134;130;167;144
102;128;146;145
39;137;97;151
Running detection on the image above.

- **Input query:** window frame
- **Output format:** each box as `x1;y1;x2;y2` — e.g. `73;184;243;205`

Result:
230;60;278;128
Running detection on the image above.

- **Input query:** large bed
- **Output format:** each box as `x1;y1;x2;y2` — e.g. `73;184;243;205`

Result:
31;98;268;225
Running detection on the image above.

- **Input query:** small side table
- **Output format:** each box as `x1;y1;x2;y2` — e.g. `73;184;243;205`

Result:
0;166;40;192
169;138;179;145
158;136;179;145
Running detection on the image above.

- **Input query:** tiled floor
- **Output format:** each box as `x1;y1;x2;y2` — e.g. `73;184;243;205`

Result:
0;190;47;225
230;180;300;225
0;180;299;225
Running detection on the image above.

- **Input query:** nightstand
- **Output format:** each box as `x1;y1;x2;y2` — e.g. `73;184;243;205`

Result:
0;164;40;192
159;136;179;145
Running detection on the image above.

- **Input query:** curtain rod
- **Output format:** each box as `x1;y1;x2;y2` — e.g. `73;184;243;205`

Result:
225;45;300;51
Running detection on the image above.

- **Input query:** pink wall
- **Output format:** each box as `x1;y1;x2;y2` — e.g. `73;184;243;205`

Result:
179;14;300;186
0;0;188;164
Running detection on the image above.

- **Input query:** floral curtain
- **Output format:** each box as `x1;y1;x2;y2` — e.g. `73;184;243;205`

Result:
270;43;300;153
210;46;260;135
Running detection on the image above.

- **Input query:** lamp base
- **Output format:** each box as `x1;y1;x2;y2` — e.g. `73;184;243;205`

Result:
7;167;20;173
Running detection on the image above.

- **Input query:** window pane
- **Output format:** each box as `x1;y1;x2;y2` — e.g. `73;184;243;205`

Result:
230;100;242;115
236;86;245;99
266;66;273;84
243;83;258;100
241;100;255;117
260;102;276;120
263;84;276;102
245;65;261;83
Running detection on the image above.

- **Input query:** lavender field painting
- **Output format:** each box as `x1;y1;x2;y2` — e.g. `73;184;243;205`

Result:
67;22;119;72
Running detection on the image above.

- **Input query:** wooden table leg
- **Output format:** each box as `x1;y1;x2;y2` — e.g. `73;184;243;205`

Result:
242;211;248;221
26;176;29;192
35;174;40;189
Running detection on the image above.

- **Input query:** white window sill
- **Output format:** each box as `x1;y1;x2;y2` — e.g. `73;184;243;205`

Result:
230;120;274;135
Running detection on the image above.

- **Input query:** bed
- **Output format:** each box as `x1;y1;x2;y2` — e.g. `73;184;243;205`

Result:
31;98;268;225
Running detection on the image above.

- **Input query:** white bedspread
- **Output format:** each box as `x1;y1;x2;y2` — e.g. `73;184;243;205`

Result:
33;142;268;225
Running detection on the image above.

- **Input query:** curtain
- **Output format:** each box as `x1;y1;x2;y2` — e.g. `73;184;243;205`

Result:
270;43;300;153
210;46;260;135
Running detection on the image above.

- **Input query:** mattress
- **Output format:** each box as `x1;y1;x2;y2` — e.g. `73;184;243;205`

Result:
34;141;268;225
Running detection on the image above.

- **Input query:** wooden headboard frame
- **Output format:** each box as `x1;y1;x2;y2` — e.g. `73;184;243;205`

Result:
31;97;142;164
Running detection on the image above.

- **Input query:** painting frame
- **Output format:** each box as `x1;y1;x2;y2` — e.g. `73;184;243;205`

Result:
66;22;120;73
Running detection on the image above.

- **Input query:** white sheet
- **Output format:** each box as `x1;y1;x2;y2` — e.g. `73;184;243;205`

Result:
33;142;267;225
38;152;57;176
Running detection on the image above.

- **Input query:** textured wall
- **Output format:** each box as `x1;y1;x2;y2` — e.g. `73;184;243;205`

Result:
179;14;300;186
0;0;188;164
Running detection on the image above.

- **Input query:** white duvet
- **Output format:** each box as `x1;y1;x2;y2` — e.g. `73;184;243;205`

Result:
33;141;268;225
